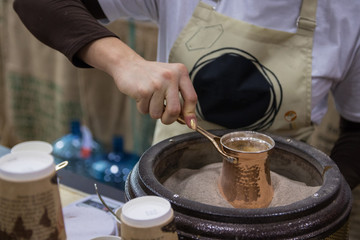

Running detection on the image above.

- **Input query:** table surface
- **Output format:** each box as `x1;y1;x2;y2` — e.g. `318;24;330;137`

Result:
0;145;125;205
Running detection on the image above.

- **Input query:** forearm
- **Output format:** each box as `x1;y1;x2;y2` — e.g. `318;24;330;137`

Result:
330;117;360;189
13;0;117;67
77;37;144;76
14;0;198;129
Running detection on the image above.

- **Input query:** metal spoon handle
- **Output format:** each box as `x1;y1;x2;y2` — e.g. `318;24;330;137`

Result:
94;183;121;222
176;117;236;163
55;161;68;171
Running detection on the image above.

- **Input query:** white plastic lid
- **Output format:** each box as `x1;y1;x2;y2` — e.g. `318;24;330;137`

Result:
121;196;173;228
0;151;55;182
11;141;53;154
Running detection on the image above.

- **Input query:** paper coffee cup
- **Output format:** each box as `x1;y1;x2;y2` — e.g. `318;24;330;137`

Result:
120;196;178;240
115;207;122;235
11;140;53;154
0;151;66;239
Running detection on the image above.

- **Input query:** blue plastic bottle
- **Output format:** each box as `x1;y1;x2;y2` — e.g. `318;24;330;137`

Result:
52;120;104;176
89;136;139;190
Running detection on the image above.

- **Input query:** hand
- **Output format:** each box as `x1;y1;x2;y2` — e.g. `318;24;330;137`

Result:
112;59;198;127
78;37;198;129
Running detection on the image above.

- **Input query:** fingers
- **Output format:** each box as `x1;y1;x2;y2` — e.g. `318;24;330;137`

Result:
148;91;164;119
161;84;181;125
160;63;197;128
178;64;198;129
134;84;152;115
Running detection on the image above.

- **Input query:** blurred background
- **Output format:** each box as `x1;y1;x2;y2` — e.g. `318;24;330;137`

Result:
0;0;159;190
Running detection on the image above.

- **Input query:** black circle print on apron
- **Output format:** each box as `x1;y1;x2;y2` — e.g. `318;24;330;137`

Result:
190;47;282;130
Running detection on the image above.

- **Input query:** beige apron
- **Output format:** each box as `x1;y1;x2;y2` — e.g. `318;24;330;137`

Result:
153;0;317;144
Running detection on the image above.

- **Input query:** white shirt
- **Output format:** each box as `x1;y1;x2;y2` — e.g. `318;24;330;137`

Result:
98;0;360;124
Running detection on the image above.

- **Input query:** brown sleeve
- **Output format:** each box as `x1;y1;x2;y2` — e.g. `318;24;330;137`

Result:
81;0;107;20
330;116;360;189
13;0;117;67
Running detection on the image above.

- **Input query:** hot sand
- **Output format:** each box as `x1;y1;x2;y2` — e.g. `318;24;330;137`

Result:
163;162;321;208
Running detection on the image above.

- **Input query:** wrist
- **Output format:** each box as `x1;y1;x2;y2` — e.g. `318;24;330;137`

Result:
77;37;143;74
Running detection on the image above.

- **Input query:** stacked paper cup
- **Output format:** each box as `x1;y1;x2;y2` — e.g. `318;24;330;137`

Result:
0;141;66;239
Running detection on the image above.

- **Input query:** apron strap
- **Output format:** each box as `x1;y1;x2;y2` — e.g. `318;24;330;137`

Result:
296;0;317;36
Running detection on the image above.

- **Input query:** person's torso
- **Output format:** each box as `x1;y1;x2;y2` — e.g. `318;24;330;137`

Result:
98;0;360;124
153;0;360;124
